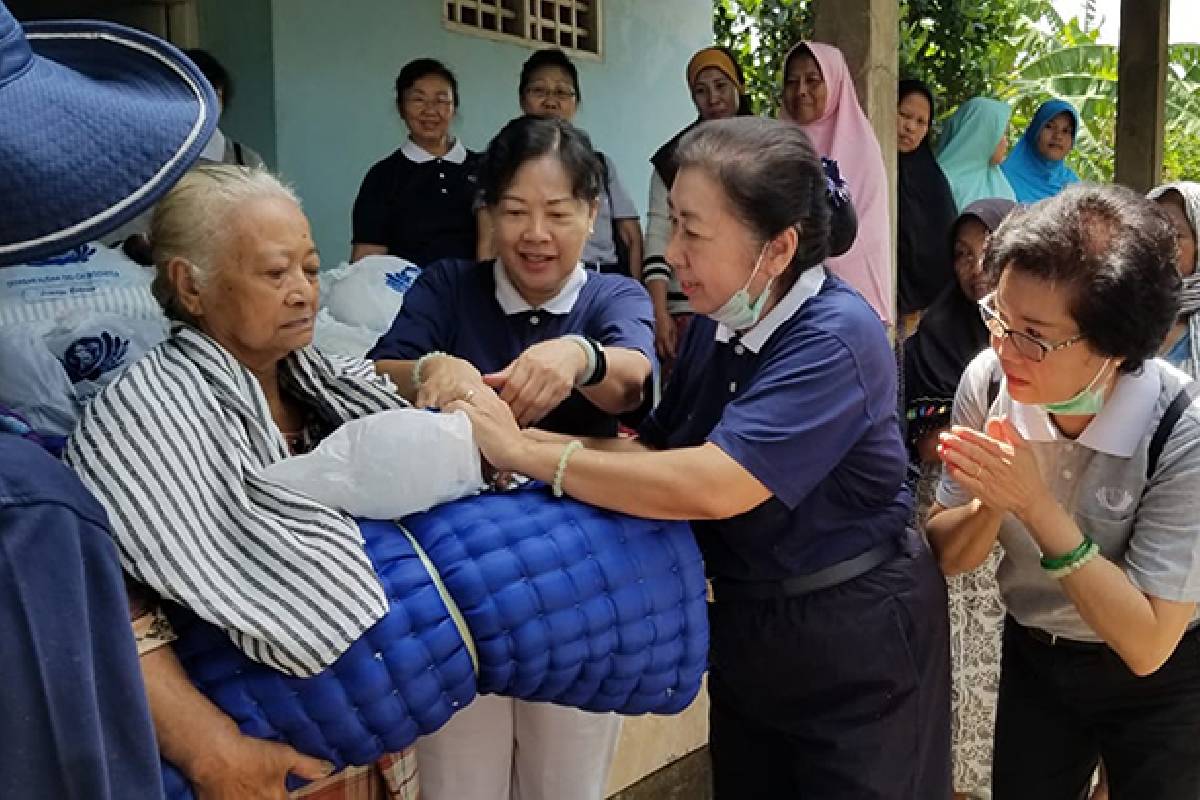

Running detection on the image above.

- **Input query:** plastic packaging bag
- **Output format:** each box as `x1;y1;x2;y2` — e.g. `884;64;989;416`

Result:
321;255;419;333
0;241;169;437
313;308;382;360
0;241;160;325
260;408;486;518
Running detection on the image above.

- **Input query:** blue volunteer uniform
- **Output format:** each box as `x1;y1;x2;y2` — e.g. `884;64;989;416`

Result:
351;140;482;267
368;258;655;437
639;267;952;799
0;433;163;799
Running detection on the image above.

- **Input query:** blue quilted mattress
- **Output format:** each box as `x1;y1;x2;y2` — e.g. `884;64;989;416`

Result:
161;485;708;798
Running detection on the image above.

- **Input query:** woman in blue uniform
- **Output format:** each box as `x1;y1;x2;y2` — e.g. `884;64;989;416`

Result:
351;58;483;267
453;116;953;800
370;113;654;800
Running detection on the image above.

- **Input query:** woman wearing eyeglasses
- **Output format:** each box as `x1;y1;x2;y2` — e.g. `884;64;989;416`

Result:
351;58;484;266
927;183;1200;800
495;48;643;278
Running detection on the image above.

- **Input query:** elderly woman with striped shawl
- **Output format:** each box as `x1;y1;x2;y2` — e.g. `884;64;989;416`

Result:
65;165;421;800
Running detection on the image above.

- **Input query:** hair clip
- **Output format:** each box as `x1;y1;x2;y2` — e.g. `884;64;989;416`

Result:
820;157;852;209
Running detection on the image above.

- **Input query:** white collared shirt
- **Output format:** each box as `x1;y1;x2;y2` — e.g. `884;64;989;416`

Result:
714;265;827;352
493;259;588;316
1007;364;1161;458
401;137;467;165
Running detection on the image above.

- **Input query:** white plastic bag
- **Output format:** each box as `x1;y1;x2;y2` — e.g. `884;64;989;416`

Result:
260;408;485;518
0;241;170;435
0;241;160;325
321;255;419;333
312;308;382;360
0;311;168;435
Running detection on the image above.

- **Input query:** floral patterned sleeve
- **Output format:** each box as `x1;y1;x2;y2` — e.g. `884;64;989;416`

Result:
127;578;176;656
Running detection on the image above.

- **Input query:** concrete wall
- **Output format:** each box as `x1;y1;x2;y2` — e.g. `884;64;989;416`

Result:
197;0;278;169
210;0;710;263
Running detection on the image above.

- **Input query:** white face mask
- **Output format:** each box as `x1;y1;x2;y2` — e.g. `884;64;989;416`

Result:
706;243;773;331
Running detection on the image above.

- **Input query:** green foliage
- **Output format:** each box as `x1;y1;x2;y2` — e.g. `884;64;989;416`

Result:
1004;40;1200;182
712;0;1200;183
897;0;1063;111
713;0;812;115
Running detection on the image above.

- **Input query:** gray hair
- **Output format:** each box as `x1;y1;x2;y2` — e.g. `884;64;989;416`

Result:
150;164;301;322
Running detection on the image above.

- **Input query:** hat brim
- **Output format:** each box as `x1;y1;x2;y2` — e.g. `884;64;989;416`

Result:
0;18;218;266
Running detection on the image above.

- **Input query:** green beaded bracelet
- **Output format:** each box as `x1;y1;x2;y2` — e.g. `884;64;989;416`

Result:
1040;535;1096;572
1045;541;1101;580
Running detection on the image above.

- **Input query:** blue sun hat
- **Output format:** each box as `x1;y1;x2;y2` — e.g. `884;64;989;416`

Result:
0;2;218;266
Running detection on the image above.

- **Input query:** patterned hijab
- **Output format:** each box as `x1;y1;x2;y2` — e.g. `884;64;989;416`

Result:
1148;182;1200;378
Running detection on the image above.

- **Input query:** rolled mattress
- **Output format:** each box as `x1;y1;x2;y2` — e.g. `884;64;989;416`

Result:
161;485;708;797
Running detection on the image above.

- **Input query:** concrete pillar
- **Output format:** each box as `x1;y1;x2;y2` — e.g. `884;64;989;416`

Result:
813;0;899;326
1114;0;1169;194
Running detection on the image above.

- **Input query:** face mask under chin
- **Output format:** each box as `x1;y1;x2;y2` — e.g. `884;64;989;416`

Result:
1039;358;1113;416
706;243;774;332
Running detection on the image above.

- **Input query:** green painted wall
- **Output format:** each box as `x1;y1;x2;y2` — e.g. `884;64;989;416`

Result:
197;0;278;169
263;0;712;263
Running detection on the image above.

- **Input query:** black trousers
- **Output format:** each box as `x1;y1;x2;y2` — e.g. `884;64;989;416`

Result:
993;617;1200;800
707;530;953;799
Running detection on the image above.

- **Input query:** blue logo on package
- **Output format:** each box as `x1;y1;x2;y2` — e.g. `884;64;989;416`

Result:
60;332;129;382
28;244;97;267
385;267;420;294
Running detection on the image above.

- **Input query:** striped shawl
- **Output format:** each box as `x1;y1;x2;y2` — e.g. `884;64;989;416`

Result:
65;325;408;676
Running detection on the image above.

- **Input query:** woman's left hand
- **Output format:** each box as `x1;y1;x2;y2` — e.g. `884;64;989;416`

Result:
445;385;529;473
483;338;588;427
937;416;1053;521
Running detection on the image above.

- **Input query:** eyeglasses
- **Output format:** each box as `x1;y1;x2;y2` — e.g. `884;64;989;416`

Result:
525;86;577;102
978;292;1084;363
404;95;453;110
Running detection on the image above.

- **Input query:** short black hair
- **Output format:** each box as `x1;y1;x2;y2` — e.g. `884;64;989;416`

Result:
983;182;1181;374
185;49;232;105
674;116;856;276
519;48;581;103
478;114;601;206
395;58;461;110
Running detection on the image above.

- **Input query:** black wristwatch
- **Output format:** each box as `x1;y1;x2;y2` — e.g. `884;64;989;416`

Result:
581;337;607;387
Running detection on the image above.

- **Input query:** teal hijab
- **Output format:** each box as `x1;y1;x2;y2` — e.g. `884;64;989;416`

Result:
1001;99;1081;202
936;97;1016;211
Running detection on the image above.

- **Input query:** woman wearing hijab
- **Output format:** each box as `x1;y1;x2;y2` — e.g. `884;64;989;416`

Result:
937;97;1016;212
643;46;753;375
902;198;1017;800
1148;182;1200;377
897;79;959;323
779;42;893;325
1001;99;1081;203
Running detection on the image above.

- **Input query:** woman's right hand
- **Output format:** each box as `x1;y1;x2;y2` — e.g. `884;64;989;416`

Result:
446;386;529;473
416;354;486;410
192;734;334;800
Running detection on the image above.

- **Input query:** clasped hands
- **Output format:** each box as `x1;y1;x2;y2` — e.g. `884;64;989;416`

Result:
937;416;1053;523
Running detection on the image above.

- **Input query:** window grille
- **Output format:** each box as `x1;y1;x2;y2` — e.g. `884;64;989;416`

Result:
444;1;601;57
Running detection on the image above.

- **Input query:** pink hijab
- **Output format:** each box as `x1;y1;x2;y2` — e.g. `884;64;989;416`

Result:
780;42;892;324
